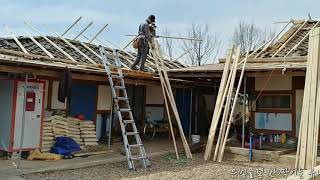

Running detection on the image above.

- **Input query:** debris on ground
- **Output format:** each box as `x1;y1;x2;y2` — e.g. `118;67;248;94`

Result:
22;153;286;180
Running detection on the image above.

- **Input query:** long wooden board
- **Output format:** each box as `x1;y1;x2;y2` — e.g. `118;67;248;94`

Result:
204;45;235;160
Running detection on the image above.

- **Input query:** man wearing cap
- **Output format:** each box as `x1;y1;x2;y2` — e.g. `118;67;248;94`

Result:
131;15;156;71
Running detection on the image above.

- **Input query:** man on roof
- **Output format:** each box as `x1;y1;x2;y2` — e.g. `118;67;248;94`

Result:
131;15;156;71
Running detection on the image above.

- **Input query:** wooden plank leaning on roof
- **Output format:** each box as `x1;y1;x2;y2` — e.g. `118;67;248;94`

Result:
150;39;192;159
204;45;235;160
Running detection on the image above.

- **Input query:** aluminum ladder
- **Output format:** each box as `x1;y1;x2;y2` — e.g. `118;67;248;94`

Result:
99;46;150;170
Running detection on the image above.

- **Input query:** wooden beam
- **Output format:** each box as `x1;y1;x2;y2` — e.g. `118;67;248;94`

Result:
204;45;234;160
254;21;292;58
24;21;77;62
61;16;82;36
43;23;97;64
218;51;249;162
285;21;320;58
88;24;109;43
25;32;55;58
272;20;308;58
152;40;193;158
73;22;93;40
4;25;29;54
213;47;240;161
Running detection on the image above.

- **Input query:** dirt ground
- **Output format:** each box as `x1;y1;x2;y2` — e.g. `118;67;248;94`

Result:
22;152;300;180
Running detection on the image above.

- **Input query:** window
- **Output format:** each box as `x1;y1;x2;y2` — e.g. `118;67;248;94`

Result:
256;94;291;109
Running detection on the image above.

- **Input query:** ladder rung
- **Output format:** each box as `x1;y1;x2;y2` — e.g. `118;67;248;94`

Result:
123;120;134;123
119;108;131;112
114;86;126;90
116;97;129;101
126;132;139;135
128;144;143;147
131;156;148;160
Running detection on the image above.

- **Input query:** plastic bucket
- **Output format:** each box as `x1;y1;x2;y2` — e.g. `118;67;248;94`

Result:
191;135;200;144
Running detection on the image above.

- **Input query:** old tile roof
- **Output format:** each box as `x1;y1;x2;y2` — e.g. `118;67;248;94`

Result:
252;19;316;58
169;19;314;74
0;36;185;72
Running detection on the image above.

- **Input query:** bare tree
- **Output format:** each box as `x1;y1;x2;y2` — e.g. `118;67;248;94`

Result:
181;23;221;66
232;21;276;55
161;28;174;61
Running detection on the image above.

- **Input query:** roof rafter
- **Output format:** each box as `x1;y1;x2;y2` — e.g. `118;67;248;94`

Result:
285;20;320;58
254;20;292;58
73;22;93;40
25;31;55;58
24;21;77;62
43;23;97;65
5;25;29;54
271;20;308;58
61;16;82;36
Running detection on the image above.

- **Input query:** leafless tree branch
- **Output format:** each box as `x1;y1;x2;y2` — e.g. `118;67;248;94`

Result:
180;23;221;66
161;28;174;61
232;20;276;55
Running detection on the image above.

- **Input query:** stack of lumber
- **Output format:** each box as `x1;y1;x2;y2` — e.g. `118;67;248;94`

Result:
80;121;98;146
41;116;55;152
204;44;251;162
296;28;320;170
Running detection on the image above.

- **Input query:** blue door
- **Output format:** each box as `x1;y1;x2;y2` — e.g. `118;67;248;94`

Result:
175;88;191;134
70;83;97;120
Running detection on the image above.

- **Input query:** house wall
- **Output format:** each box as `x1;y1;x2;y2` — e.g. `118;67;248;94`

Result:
255;76;292;91
97;85;112;111
145;85;164;105
253;75;305;136
51;81;66;109
254;76;294;134
145;85;164;123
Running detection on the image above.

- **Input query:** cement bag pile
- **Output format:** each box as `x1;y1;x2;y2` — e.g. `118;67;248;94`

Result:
41;115;98;152
80;121;99;146
42;117;55;152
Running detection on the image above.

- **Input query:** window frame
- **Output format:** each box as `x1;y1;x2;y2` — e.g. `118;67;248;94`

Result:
256;93;292;111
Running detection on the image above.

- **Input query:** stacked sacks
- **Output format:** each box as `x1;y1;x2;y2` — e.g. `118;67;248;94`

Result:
80;121;98;146
66;118;83;146
41;116;56;152
41;116;99;152
51;116;69;138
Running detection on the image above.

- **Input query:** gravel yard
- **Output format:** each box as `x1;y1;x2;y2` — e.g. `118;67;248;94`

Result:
22;152;295;180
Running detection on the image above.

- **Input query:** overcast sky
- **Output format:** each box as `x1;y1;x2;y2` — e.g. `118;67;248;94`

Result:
0;0;319;63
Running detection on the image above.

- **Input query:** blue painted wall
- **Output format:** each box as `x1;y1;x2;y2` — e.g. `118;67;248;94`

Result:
175;88;191;134
70;83;97;120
